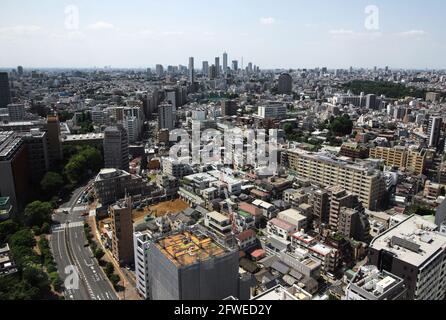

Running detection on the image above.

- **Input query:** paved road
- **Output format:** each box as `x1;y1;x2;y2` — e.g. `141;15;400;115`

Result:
50;182;118;301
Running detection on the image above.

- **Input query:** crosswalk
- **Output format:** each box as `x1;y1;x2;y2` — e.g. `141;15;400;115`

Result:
52;221;84;232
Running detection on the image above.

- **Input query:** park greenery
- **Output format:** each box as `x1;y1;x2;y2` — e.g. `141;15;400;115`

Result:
342;80;429;99
0;229;62;300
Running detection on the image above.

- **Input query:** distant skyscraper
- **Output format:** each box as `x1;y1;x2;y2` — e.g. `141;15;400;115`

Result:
158;103;175;130
17;66;24;76
223;52;228;74
209;65;217;80
188;57;194;83
202;61;209;77
0;72;11;108
215;57;220;77
104;125;130;171
278;73;293;95
232;60;238;71
428;116;442;148
247;62;253;74
155;64;164;77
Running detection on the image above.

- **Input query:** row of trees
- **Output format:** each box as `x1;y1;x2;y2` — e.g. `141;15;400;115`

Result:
342;80;429;99
0;229;61;300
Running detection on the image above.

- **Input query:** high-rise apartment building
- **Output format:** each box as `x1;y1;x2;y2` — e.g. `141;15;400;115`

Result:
221;100;238;117
232;60;238;72
369;146;426;175
46;115;63;167
223;52;228;74
428;116;442;148
103;125;129;171
369;215;446;300
215;57;220;77
0;132;29;213
0;72;11;108
283;149;385;210
188;57;194;83
278;73;293;95
110;196;134;266
202;61;209;77
158;103;174;130
22;128;49;184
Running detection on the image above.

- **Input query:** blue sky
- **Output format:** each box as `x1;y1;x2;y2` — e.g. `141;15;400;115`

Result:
0;0;445;69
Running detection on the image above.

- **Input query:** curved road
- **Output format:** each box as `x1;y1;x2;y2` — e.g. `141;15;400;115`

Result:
50;182;118;300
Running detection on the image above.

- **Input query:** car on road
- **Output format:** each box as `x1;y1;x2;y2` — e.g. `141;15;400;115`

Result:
63;210;69;215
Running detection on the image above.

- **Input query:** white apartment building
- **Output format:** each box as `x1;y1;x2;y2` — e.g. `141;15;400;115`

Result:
369;215;446;300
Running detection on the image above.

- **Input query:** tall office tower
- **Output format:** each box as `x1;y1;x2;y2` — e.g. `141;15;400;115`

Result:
278;73;293;95
155;64;164;77
17;66;24;76
223;52;228;74
0;72;11;108
147;230;240;300
46;115;63;167
7;103;25;121
232;60;238;71
0;132;29;214
209;65;217;80
365;94;378;109
221;100;238;117
369;215;446;300
202;61;209;77
188;57;194;83
428;116;442;148
215;57;220;77
22;128;49;184
247;62;253;74
110;196;134;266
158;103;174;130
104;125;129;171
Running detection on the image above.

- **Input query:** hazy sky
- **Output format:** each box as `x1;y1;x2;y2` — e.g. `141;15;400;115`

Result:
1;0;445;69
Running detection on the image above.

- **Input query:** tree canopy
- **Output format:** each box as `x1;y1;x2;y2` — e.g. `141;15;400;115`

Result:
24;201;53;228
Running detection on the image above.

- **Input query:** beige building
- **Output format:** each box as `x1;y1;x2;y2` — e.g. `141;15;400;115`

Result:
110;196;134;266
369;146;426;175
283;149;385;210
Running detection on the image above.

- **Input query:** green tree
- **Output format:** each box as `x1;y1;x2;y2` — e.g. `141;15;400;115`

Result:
0;220;19;244
94;248;105;260
41;172;64;196
24;201;53;228
330;115;353;136
105;262;115;277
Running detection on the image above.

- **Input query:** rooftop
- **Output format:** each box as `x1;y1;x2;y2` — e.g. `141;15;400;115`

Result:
370;215;446;267
155;231;229;267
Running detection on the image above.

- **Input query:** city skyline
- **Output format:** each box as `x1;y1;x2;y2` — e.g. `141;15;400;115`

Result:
1;0;446;69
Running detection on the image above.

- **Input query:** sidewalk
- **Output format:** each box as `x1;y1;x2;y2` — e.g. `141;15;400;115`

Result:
88;216;141;300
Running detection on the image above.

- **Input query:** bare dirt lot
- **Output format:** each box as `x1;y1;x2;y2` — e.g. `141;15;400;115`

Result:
132;199;190;223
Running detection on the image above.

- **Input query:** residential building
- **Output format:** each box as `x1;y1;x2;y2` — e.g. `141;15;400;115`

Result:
7;104;25;121
278;73;292;95
283;149;385;210
369;146;426;175
0;131;29;213
257;103;287;119
428;116;442;148
104;125;129;171
46;115;63;166
369;215;446;300
345;265;407;300
110;196;134;266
